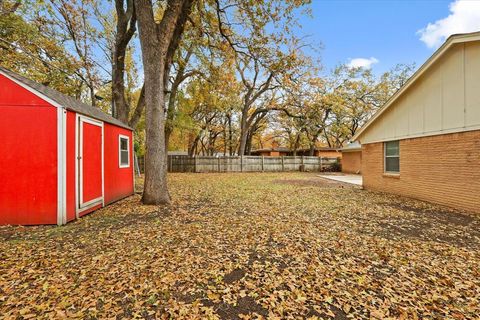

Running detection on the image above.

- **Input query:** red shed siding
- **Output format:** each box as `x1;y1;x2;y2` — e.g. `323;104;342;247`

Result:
0;73;134;225
66;111;76;222
362;130;480;213
0;74;47;106
104;123;134;204
0;75;58;225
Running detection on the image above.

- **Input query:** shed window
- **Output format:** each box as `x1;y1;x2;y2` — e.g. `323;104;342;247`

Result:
119;135;130;168
384;140;399;173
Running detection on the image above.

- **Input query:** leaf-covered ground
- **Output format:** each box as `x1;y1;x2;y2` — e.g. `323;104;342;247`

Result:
1;173;479;319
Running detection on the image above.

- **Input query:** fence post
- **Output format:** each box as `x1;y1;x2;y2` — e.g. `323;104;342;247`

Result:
218;157;221;172
319;156;323;172
281;156;285;171
194;156;197;173
261;156;264;172
240;155;243;172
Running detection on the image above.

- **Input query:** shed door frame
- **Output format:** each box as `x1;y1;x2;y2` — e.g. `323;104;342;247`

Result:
75;114;104;217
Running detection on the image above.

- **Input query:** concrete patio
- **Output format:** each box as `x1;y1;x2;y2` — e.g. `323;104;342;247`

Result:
318;173;363;186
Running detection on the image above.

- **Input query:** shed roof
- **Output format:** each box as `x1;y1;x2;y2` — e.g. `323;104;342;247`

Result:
0;67;132;130
352;31;480;142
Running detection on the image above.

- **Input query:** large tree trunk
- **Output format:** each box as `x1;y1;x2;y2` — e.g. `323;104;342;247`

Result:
245;129;253;155
237;110;248;155
137;39;170;204
293;132;301;157
227;113;234;156
135;0;193;204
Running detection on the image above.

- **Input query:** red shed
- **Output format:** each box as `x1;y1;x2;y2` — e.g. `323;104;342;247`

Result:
0;67;134;225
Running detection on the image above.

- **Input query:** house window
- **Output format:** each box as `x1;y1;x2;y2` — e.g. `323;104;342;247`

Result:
119;135;130;168
384;140;399;173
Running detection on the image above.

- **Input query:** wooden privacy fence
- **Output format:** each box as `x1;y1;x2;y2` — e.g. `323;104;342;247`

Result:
167;155;339;173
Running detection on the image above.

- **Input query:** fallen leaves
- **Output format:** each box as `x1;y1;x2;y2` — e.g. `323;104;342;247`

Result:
0;172;479;319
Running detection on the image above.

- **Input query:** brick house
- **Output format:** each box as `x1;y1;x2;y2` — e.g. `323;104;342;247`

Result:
352;32;480;214
250;147;291;157
341;142;362;174
296;148;342;158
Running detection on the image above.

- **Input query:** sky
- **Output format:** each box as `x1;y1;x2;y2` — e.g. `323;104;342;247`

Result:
295;0;480;75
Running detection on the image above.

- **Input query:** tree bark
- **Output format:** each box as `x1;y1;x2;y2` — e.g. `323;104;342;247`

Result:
227;112;233;155
135;0;194;205
293;132;301;157
237;109;248;155
112;0;137;124
128;85;145;128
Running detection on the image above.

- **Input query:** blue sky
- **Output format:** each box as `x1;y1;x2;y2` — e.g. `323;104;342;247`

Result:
296;0;480;75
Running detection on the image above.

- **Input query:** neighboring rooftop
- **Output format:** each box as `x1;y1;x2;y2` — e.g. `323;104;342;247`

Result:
341;141;362;151
0;67;132;130
252;146;340;153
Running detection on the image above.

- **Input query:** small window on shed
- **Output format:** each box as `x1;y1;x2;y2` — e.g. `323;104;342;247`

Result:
384;140;399;173
119;135;130;168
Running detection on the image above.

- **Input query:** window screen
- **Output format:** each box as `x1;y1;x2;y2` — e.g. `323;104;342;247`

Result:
119;136;130;168
384;140;399;173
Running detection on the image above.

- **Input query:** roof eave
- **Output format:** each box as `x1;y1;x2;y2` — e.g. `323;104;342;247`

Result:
352;31;480;142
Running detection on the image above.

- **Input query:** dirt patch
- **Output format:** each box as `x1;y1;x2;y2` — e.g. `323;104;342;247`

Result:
387;202;475;227
375;202;480;248
203;296;268;320
223;268;246;284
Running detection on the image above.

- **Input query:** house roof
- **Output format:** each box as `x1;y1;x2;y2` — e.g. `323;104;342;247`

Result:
304;147;340;152
251;147;292;153
251;146;340;153
341;141;361;152
352;31;480;142
0;67;132;130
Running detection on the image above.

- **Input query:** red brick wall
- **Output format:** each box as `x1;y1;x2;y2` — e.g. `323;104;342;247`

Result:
362;130;480;213
342;151;362;174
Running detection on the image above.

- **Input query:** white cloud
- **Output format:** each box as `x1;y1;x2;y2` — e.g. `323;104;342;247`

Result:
347;57;379;69
418;0;480;48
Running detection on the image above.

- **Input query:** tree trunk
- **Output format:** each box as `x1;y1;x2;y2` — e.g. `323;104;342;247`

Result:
88;84;96;108
128;85;145;128
293;133;301;156
188;131;202;157
227;113;233;156
245;129;253;155
135;0;194;204
112;0;135;124
141;60;170;204
237;110;248;155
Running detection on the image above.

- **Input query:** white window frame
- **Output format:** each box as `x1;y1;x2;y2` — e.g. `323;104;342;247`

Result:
119;135;130;168
384;140;400;174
